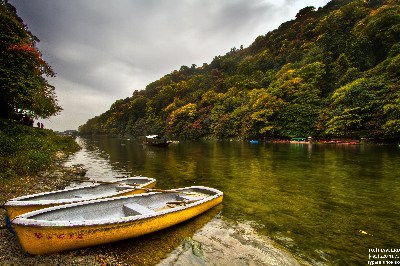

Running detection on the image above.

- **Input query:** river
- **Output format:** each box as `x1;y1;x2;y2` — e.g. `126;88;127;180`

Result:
65;136;400;265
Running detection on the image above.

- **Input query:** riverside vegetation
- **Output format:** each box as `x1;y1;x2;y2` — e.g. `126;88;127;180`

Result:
0;120;80;180
0;120;80;205
79;0;400;142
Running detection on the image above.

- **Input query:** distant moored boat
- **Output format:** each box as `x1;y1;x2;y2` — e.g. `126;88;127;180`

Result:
143;135;172;147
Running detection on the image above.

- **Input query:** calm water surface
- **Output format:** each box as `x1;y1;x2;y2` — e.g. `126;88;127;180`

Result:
66;137;400;265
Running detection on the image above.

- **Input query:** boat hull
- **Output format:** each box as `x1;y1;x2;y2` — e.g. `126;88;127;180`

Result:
5;178;156;219
143;141;172;147
11;186;223;255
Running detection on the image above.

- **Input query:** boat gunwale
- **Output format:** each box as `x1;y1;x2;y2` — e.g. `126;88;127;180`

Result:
12;186;223;227
5;176;156;206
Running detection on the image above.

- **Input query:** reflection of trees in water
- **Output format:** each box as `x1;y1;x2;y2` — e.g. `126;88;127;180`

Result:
66;137;130;180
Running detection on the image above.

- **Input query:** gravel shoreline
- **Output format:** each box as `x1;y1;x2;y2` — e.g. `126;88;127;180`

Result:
1;153;306;266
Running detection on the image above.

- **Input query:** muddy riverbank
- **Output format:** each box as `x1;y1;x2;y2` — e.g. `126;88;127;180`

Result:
0;152;306;265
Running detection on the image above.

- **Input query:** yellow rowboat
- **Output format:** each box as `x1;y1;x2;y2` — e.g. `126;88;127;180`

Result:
11;186;223;255
5;176;156;219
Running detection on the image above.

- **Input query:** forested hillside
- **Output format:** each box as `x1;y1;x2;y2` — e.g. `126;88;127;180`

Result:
79;0;400;141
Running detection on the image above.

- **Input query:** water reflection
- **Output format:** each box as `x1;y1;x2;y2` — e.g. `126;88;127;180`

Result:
65;138;131;181
68;137;400;265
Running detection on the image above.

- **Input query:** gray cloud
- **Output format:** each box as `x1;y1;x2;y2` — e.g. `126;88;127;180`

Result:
9;0;329;131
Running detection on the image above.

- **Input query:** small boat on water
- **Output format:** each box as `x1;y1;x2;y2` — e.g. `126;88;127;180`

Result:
5;176;156;219
11;186;223;255
290;137;312;144
143;134;172;147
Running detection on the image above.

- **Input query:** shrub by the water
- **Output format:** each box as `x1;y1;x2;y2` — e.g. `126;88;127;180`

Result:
0;119;80;179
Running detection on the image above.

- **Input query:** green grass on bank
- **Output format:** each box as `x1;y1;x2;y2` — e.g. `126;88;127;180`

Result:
0;119;80;179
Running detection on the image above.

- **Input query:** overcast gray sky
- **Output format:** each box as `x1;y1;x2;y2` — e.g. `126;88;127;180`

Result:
9;0;330;131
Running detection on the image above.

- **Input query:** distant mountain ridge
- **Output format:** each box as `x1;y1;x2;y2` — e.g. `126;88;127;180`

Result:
79;0;400;141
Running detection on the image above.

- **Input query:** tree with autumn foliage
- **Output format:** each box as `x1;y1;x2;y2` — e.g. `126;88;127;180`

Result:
0;0;61;120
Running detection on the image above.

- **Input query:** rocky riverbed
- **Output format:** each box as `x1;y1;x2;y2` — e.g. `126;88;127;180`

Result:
0;152;307;266
157;217;308;266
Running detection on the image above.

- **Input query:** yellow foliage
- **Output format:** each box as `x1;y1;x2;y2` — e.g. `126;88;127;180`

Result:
201;91;222;105
106;116;116;126
300;42;313;49
291;77;303;84
370;5;390;16
168;103;197;125
164;102;176;113
316;34;324;41
176;81;188;93
257;49;271;58
332;9;343;18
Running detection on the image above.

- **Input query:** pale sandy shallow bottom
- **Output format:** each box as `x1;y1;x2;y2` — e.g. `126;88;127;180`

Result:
158;216;307;266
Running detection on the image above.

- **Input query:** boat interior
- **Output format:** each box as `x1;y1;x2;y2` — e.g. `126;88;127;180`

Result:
26;188;216;221
16;178;153;202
